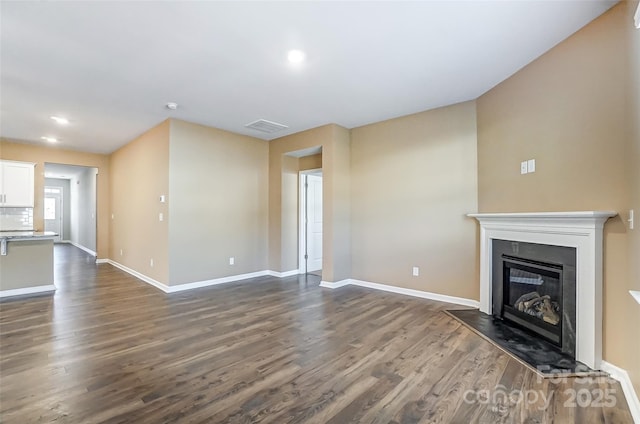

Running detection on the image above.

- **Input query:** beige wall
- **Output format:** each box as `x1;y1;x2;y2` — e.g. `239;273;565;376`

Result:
0;139;110;258
326;125;351;282
477;3;637;391
110;120;170;284
4;2;638;394
269;124;350;281
625;0;640;395
276;152;324;273
269;128;325;273
168;119;268;285
351;101;479;299
299;153;322;171
281;155;300;272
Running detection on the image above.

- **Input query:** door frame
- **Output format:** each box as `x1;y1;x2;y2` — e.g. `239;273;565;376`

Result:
44;186;64;243
298;168;322;275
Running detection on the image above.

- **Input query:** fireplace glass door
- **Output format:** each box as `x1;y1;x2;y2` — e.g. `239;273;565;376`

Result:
502;256;563;346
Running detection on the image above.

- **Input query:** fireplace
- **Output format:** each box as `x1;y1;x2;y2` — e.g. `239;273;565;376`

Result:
492;240;576;357
468;211;616;369
503;257;562;344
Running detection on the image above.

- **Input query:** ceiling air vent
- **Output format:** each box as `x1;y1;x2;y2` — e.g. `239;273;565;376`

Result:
245;119;288;134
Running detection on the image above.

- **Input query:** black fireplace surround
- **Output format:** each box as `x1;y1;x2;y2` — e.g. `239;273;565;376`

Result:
492;240;577;358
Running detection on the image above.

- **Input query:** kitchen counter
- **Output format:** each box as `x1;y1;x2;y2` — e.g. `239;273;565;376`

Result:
1;231;57;255
0;232;56;297
0;230;57;239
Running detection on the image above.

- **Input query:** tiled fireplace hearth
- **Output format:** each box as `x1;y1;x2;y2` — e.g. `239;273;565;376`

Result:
468;211;616;370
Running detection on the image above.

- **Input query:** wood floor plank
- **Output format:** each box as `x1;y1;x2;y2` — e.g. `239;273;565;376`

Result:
0;244;634;423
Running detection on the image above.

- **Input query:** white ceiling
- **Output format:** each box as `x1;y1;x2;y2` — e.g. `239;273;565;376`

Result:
1;1;616;154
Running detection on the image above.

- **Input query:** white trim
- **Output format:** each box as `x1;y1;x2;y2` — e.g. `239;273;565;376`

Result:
0;284;56;298
106;259;170;292
319;279;351;289
298;168;323;275
167;271;270;293
351;279;480;308
320;278;480;308
63;240;96;257
102;261;301;293
601;361;640;423
468;211;616;370
299;172;307;274
95;258;109;264
467;211;617;220
266;270;299;278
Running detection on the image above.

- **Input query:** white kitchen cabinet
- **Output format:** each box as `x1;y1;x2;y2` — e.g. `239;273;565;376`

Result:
0;160;35;207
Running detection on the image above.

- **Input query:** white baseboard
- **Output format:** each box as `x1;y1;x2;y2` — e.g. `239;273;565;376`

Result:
95;258;109;264
319;279;351;289
102;260;299;294
166;270;271;293
320;278;480;308
63;241;96;257
601;361;640;423
106;260;170;292
0;284;56;298
266;269;300;278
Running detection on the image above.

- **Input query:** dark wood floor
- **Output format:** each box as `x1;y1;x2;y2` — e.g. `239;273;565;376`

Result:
0;244;633;423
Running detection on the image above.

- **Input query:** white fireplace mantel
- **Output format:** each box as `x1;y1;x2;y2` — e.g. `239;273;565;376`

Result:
468;211;617;370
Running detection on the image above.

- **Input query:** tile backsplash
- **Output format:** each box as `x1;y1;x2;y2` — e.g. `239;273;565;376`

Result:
0;208;34;231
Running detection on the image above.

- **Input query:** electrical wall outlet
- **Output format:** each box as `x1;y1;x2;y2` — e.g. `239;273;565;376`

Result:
229;257;235;265
629;209;635;230
150;258;154;267
412;266;419;276
159;212;163;222
527;159;536;173
120;249;123;256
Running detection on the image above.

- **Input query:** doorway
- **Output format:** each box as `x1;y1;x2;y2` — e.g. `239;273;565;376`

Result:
44;163;98;257
299;170;323;275
44;186;63;242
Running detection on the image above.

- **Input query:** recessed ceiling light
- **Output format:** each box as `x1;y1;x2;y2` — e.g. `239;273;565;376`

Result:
166;102;178;110
50;116;69;125
41;136;58;143
287;49;306;64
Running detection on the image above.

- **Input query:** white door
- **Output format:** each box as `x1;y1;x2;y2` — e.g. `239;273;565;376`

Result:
44;187;63;242
306;174;323;272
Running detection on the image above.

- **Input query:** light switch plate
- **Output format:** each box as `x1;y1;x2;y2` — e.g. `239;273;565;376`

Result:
527;159;536;173
520;161;528;174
